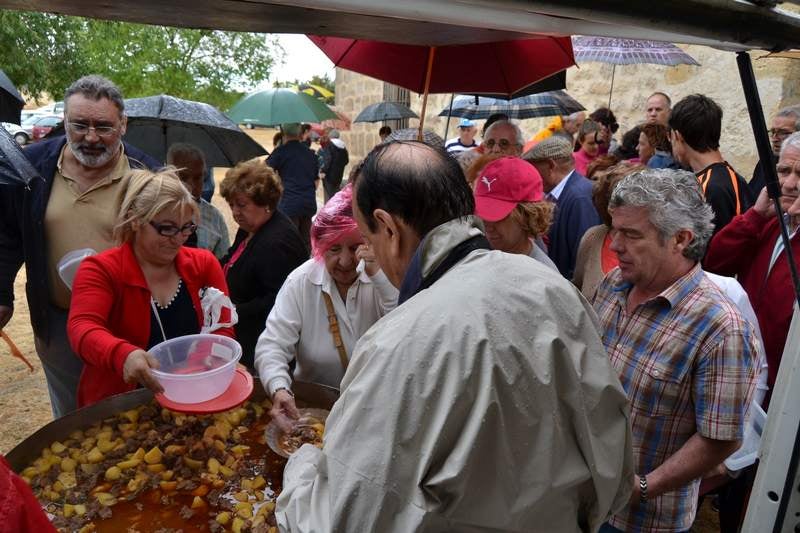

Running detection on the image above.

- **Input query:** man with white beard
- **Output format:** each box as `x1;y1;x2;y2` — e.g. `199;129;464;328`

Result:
0;75;159;417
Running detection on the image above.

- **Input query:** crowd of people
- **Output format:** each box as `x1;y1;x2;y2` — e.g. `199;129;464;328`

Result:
0;73;798;532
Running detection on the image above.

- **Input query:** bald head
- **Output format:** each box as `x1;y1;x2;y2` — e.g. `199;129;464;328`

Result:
355;141;474;238
484;120;524;156
167;143;206;199
352;141;475;286
562;111;586;135
646;93;671;125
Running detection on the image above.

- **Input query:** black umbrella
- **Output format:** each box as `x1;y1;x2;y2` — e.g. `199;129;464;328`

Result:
0;126;41;186
438;90;585;121
50;94;270;165
383;128;444;147
469;71;566;99
440;71;568;140
354;102;419;123
123;95;268;166
0;69;25;125
108;94;267;167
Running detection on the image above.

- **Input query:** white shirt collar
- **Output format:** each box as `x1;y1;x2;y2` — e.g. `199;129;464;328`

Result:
548;169;574;201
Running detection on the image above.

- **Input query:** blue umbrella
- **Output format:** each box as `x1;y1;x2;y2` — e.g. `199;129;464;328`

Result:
438;91;585;121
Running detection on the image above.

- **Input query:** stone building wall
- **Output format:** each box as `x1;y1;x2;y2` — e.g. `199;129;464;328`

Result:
336;46;800;177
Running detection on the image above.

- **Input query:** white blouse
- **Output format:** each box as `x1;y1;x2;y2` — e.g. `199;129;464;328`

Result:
254;259;398;396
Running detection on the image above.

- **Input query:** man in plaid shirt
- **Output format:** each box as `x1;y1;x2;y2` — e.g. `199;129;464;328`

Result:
593;168;760;532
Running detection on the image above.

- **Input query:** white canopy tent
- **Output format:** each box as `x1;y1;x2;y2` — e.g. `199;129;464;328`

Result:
2;1;800;531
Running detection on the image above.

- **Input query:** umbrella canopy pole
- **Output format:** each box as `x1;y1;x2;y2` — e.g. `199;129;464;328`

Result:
607;65;617;109
417;46;436;141
736;50;800;533
443;93;454;141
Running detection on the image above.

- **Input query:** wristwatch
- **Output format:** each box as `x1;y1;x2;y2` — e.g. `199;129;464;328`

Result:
274;387;294;398
639;475;648;504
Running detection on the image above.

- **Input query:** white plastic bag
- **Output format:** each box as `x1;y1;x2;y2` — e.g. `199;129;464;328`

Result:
199;287;238;333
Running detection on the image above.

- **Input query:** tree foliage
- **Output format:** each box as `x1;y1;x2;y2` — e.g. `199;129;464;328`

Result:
0;11;284;110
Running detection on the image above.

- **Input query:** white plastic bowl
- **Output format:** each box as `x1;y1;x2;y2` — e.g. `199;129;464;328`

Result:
725;401;767;472
57;248;96;290
149;334;242;404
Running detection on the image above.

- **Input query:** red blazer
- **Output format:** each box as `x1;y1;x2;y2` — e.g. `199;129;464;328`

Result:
68;242;236;408
705;208;800;396
0;456;57;533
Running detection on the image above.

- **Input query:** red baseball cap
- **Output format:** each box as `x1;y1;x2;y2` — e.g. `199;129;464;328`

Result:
473;157;544;222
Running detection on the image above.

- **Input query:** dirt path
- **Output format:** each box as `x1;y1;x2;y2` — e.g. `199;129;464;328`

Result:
0;269;52;454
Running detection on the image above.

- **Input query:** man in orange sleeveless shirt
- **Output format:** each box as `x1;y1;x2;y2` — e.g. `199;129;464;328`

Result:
669;94;753;234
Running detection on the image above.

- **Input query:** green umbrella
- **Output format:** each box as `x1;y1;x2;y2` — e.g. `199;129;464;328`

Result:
228;88;337;127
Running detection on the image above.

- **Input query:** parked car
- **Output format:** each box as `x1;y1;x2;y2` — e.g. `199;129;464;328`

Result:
33;101;64;118
31;115;63;142
1;122;29;145
21;114;41;136
21;109;45;123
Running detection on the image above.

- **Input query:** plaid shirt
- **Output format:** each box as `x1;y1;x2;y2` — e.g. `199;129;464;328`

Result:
593;264;759;532
197;199;231;260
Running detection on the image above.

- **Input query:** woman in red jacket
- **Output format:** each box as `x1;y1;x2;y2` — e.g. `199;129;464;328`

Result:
67;168;235;408
0;455;56;533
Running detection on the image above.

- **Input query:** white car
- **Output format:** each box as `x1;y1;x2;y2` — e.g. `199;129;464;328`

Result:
1;122;30;145
20;109;45;123
21;114;42;136
33;101;64;118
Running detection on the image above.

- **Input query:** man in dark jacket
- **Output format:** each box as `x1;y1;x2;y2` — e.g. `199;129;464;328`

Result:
0;75;159;417
748;106;800;198
267;122;319;252
524;136;601;279
318;128;349;202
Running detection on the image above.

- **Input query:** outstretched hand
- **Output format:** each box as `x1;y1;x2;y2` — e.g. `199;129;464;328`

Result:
123;349;164;394
270;389;300;433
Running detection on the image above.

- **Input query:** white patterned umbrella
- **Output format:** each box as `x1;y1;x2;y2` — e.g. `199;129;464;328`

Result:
571;36;700;106
572;36;700;66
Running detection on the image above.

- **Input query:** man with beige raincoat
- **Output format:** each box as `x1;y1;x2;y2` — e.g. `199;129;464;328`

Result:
276;141;634;532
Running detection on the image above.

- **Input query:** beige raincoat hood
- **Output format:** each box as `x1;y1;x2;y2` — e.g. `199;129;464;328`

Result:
277;217;633;532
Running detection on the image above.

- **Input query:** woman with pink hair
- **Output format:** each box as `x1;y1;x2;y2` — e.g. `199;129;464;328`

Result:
254;186;398;431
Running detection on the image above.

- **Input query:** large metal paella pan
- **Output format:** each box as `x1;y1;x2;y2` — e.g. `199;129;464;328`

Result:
6;380;338;532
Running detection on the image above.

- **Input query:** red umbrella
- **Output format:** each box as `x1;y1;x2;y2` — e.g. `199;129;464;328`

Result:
308;34;574;136
320;106;352;131
308;108;351;138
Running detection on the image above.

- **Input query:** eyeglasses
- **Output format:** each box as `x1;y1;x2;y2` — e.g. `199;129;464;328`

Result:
67;122;118;137
484;138;515;150
149;221;197;237
768;128;795;138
